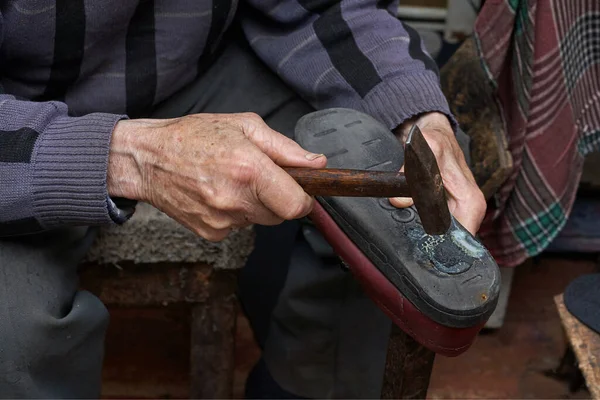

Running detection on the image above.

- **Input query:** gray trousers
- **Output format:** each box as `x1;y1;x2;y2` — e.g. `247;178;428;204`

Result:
0;35;391;398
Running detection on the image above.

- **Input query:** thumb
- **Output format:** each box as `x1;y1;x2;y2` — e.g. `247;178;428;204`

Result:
241;114;327;168
389;165;414;208
451;202;480;236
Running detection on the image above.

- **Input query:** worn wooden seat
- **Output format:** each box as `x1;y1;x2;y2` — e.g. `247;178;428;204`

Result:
80;203;434;399
555;294;600;399
81;203;254;398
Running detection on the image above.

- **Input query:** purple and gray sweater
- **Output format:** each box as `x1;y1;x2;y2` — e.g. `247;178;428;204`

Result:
0;0;452;236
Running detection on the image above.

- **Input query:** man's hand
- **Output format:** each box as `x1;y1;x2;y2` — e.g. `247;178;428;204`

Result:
390;112;486;235
107;113;327;241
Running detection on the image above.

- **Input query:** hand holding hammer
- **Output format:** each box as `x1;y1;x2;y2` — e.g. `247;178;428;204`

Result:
285;125;451;235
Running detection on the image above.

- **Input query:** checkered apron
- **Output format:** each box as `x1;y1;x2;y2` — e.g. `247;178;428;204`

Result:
475;0;600;267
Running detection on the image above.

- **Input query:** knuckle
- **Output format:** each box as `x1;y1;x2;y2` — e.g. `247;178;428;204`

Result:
241;112;262;123
269;217;285;226
238;112;263;131
204;233;219;242
204;229;229;242
206;217;231;231
282;198;312;220
231;160;259;185
209;195;235;211
238;113;269;140
209;192;250;214
192;226;208;238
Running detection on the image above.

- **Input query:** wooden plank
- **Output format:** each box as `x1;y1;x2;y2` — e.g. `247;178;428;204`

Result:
80;262;216;306
190;296;238;399
381;325;435;399
189;269;239;399
100;307;191;399
555;294;600;399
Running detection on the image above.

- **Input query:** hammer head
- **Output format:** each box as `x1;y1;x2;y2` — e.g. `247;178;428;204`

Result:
404;125;452;235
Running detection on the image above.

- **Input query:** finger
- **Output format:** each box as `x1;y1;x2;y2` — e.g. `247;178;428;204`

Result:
389;197;414;208
228;199;285;226
184;219;232;242
257;128;327;167
443;179;481;235
248;208;285;226
167;193;234;241
241;114;328;168
389;165;414;208
452;206;481;235
203;211;237;231
201;227;231;242
254;159;315;220
449;190;486;235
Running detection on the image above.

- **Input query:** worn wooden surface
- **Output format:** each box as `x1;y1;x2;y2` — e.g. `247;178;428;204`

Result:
440;37;513;200
190;299;237;398
556;294;600;399
99;306;191;398
381;325;436;399
81;262;239;399
80;261;219;306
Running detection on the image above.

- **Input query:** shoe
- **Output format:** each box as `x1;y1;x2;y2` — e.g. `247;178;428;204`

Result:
295;108;501;356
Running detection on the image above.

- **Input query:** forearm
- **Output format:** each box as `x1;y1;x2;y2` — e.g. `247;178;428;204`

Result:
242;0;454;130
0;94;128;236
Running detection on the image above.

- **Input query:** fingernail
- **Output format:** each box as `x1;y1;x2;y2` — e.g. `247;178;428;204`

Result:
390;197;414;206
305;153;324;161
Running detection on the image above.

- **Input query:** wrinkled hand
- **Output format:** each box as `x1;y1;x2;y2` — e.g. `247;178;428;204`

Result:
107;113;327;241
391;112;486;235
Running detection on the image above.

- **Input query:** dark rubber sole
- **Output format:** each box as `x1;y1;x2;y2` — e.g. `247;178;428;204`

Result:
294;109;500;340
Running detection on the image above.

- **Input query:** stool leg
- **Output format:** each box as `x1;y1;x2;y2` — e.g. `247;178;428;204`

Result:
190;296;237;399
381;326;436;399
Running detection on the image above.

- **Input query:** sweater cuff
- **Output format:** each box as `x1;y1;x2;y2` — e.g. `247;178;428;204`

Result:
32;112;133;229
359;71;458;132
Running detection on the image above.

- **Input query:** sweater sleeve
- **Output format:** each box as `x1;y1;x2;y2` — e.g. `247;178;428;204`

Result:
240;0;455;130
0;94;132;237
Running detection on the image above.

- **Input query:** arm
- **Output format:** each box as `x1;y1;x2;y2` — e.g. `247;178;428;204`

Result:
241;0;486;233
0;93;130;237
0;10;325;240
240;0;453;131
0;96;327;240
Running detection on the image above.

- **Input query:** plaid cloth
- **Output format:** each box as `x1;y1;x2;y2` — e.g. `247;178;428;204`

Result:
474;0;600;267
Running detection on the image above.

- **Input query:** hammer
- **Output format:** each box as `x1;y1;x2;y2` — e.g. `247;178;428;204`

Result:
285;125;451;235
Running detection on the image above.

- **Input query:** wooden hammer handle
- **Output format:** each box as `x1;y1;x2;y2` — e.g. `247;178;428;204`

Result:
284;168;410;198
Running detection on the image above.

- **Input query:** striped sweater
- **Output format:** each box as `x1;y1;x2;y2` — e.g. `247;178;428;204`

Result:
0;0;452;236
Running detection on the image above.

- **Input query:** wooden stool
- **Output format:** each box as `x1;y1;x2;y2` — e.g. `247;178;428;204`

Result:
81;203;434;398
82;204;254;398
555;294;600;398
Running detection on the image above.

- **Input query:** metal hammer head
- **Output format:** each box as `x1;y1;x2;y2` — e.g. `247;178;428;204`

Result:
404;125;451;235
